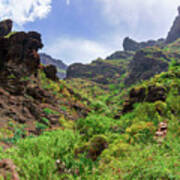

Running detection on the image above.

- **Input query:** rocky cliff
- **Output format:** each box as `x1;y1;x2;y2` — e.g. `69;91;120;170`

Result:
124;47;170;85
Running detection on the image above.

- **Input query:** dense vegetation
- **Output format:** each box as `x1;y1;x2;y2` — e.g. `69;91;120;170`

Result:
0;37;180;179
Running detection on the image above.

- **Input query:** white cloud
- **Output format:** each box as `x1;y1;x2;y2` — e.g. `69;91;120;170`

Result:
43;36;114;65
0;0;52;25
96;0;180;39
43;0;180;65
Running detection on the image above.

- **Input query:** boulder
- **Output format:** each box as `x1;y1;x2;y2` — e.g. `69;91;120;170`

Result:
40;53;67;79
43;64;59;81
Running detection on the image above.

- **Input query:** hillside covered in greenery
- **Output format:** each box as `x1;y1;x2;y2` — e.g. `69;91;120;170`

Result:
0;7;180;180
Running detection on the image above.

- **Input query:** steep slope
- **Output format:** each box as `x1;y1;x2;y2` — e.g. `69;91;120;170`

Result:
0;50;180;180
40;53;67;79
0;25;90;149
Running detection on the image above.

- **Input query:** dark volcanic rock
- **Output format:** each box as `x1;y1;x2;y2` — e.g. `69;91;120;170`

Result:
123;37;164;51
43;64;59;81
0;31;43;80
40;53;67;79
166;6;180;43
0;19;13;37
125;48;169;85
145;85;167;102
66;60;126;85
0;21;90;137
122;85;167;113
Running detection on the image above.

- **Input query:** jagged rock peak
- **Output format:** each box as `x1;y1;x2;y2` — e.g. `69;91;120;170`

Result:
123;37;164;51
166;6;180;43
178;6;180;15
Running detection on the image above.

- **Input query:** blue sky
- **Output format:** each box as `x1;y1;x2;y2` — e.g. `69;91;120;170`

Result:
0;0;180;64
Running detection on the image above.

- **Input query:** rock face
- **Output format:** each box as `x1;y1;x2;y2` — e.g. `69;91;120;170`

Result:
125;48;169;85
123;37;164;51
66;59;127;85
166;6;180;43
40;53;67;79
0;19;13;37
0;31;43;79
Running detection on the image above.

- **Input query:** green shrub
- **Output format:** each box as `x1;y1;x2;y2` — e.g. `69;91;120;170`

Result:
76;114;114;138
43;108;59;115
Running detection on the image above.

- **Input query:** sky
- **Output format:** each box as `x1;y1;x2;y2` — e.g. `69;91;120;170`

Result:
0;0;180;64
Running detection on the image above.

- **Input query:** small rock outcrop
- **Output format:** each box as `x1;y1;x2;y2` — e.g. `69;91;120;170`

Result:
122;85;167;113
123;37;141;51
43;64;59;81
166;6;180;43
0;19;13;37
123;37;164;51
40;53;67;79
